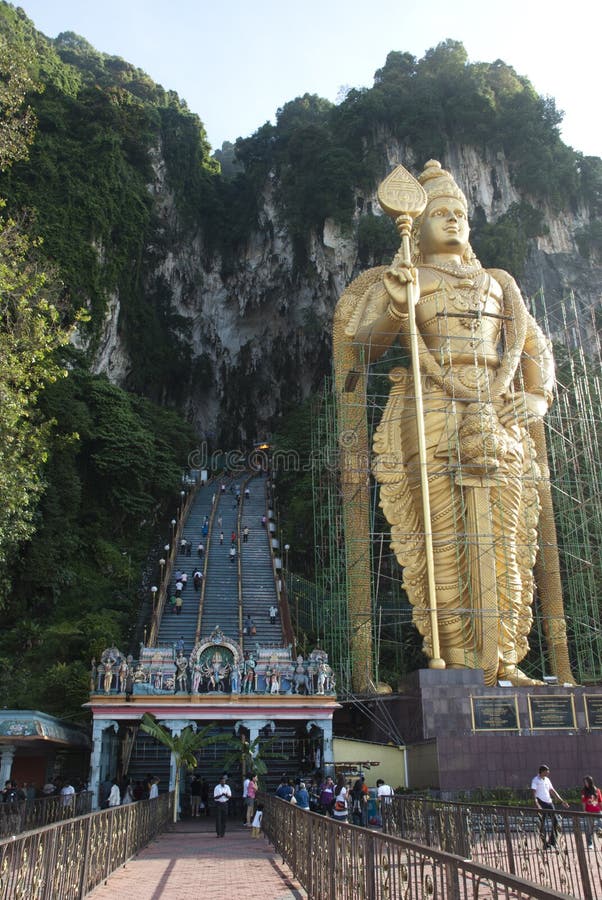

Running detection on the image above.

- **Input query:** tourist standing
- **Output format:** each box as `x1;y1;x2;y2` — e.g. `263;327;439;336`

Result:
200;778;210;816
251;805;263;837
190;775;202;818
269;604;278;625
213;774;231;837
149;777;159;800
351;776;369;826
108;779;120;807
531;764;568;849
295;781;310;810
246;774;258;825
319;777;335;816
333;775;349;822
376;778;394;810
582;775;602;848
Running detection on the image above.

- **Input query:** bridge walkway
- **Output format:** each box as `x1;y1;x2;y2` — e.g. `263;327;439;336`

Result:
87;818;306;899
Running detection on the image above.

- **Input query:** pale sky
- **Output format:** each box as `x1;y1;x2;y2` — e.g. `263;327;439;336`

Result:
13;0;601;158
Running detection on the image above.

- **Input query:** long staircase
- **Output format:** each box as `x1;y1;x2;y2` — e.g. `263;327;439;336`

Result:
129;472;296;793
239;474;282;651
199;479;241;641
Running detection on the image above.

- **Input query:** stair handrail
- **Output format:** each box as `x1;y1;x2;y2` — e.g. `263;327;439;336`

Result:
237;472;256;642
194;473;225;645
265;476;296;652
148;472;209;647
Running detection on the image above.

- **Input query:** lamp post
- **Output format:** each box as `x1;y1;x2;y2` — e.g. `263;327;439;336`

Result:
179;490;186;517
159;558;166;584
151;585;158;611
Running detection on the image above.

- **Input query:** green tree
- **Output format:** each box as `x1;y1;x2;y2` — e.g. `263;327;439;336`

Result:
0;34;39;171
140;714;232;822
0;207;71;566
220;731;282;785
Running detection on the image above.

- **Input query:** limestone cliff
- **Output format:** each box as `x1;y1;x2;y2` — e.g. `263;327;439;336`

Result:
84;139;600;447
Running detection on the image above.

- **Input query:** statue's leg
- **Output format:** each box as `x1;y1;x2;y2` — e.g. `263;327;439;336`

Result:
490;442;541;685
400;392;475;669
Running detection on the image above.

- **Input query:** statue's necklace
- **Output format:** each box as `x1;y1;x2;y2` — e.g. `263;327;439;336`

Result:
436;270;493;329
424;260;482;280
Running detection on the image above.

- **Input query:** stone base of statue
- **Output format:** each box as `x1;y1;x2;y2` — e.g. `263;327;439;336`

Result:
360;669;602;792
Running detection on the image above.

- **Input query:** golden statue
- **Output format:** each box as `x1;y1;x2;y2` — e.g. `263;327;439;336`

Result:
334;160;573;687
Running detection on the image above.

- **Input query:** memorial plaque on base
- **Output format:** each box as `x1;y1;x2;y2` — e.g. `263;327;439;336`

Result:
584;695;602;730
528;695;575;730
471;696;519;731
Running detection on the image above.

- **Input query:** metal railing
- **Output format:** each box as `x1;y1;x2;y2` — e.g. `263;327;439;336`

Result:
383;795;602;899
261;794;574;899
0;792;173;899
0;792;93;838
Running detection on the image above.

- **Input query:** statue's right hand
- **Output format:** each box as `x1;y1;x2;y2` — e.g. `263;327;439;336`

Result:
383;266;417;315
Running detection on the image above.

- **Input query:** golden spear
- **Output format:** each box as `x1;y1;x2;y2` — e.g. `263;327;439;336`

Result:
377;165;445;671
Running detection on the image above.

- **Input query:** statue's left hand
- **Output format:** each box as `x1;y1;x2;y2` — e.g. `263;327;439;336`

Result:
497;392;548;427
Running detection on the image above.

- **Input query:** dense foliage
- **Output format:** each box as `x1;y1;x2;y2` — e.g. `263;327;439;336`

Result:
0;362;196;718
0;27;73;567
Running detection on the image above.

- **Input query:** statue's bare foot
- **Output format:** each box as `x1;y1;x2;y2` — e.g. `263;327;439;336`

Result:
498;665;543;686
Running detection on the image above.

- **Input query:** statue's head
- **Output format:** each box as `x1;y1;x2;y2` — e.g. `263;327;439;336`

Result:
410;160;478;266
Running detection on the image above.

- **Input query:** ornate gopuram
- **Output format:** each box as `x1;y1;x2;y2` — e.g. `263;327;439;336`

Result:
87;627;338;808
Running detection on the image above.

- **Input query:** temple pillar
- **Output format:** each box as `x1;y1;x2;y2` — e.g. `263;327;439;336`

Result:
89;720;118;810
306;719;334;777
236;719;275;749
0;744;16;786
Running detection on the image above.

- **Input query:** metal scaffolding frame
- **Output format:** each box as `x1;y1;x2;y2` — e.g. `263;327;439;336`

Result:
303;290;602;694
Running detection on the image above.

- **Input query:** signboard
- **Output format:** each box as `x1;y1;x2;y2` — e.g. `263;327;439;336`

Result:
528;695;576;730
471;696;520;731
584;695;602;730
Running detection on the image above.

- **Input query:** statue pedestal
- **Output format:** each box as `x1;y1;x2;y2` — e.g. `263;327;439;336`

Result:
390;669;602;792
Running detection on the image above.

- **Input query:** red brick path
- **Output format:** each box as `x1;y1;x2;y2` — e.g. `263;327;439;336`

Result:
87;819;307;899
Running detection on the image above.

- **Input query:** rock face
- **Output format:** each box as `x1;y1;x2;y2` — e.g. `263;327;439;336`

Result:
88;141;601;446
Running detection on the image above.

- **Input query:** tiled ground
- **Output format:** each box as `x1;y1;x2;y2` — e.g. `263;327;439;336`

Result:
87;819;307;899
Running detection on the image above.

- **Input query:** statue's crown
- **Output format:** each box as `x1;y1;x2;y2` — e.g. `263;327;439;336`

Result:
418;159;467;207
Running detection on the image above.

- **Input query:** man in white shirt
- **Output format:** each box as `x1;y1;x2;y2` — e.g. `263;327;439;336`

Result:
60;780;75;807
108;780;121;807
531;764;568;849
149;777;159;800
376;779;394;813
213;774;232;837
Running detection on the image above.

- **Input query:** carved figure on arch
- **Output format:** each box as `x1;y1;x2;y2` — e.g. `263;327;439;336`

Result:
118;659;129;693
175;652;189;692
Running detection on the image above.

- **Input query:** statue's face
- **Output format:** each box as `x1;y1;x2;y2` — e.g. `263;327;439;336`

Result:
419;196;469;256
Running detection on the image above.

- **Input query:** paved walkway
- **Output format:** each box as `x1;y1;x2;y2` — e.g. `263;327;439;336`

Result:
88;819;307;899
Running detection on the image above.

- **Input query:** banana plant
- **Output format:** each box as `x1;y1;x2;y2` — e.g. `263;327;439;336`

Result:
140;713;232;822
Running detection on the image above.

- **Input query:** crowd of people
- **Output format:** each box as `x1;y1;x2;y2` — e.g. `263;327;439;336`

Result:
272;774;393;825
1;777;88;804
98;773;160;808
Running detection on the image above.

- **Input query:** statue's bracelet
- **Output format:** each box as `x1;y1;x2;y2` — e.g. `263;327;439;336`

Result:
387;303;407;322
